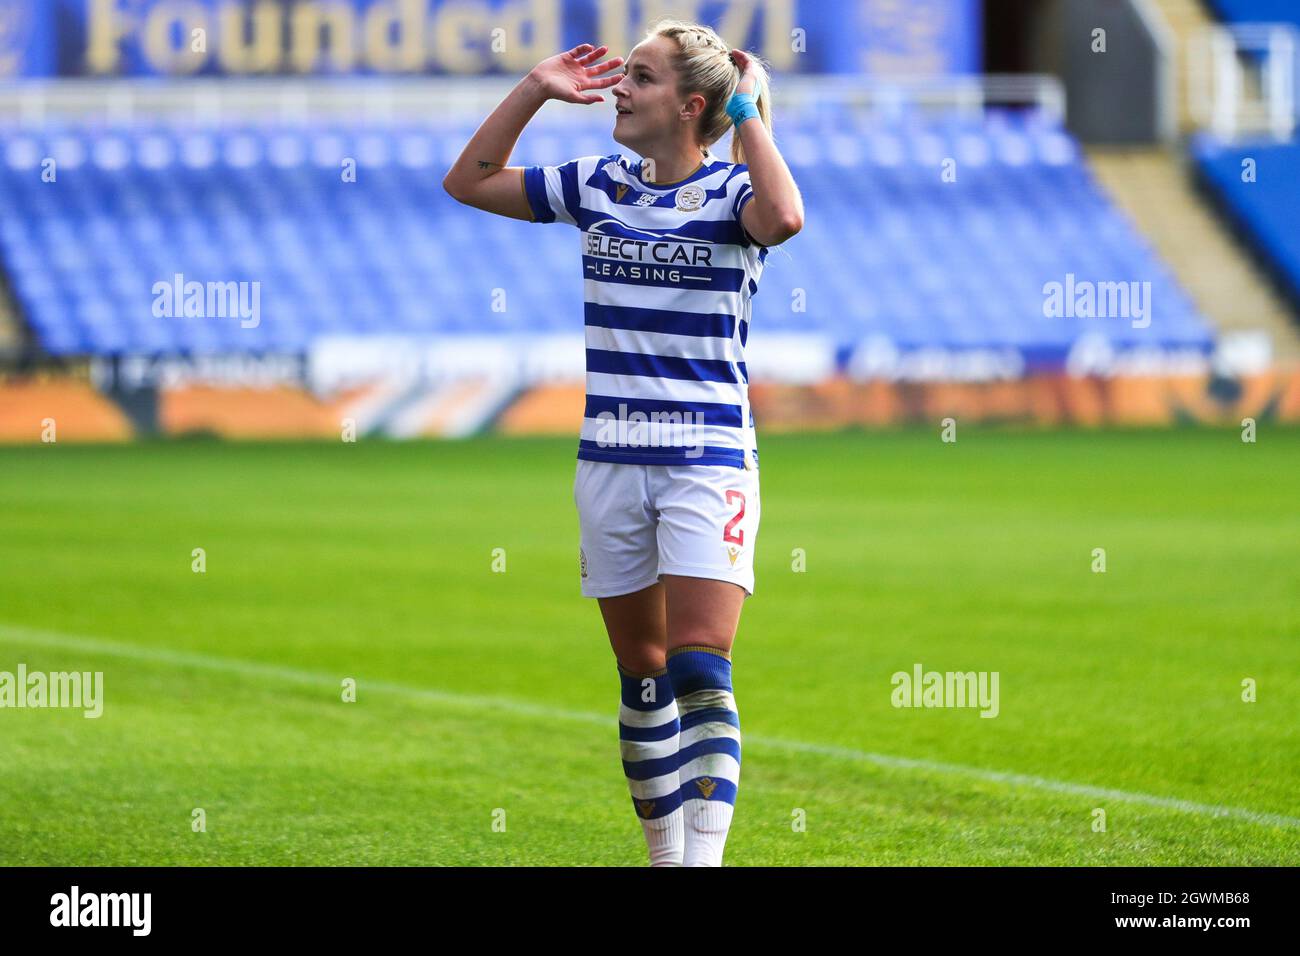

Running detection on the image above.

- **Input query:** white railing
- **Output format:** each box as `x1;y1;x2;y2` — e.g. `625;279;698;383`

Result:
1188;23;1297;140
1133;0;1178;143
0;74;1067;126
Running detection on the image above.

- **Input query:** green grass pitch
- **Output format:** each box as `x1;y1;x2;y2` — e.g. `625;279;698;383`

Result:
1;428;1297;865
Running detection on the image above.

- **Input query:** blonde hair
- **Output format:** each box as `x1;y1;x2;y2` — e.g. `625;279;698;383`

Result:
633;18;773;166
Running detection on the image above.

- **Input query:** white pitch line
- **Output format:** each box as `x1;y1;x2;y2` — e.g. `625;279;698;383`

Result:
3;622;1298;831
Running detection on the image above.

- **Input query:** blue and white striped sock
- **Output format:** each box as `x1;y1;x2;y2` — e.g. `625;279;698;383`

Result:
666;646;741;867
618;665;684;866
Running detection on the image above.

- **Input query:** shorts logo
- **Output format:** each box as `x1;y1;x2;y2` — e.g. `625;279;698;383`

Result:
726;546;741;566
676;184;705;212
694;777;718;799
580;547;588;579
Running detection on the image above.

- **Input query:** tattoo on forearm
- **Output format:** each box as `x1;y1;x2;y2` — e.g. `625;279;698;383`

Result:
477;160;504;170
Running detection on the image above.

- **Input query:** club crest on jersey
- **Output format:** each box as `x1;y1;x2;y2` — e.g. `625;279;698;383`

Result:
675;184;706;212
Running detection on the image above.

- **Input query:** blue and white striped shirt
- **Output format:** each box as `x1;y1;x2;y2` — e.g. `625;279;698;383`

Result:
523;149;769;469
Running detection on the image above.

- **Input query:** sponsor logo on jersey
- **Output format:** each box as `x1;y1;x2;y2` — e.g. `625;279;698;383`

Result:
585;232;714;266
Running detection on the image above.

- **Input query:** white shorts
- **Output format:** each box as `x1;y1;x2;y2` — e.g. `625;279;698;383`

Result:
574;458;761;599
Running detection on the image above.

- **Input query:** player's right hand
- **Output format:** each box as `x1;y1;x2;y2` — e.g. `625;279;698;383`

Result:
529;44;624;105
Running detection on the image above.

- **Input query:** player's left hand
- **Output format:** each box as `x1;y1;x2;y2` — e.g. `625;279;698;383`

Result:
729;49;761;97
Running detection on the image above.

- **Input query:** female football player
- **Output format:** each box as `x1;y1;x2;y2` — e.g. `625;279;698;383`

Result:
443;18;803;866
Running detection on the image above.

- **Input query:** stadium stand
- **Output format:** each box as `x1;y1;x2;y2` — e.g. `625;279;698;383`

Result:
0;109;1214;366
1206;0;1300;28
1192;135;1300;306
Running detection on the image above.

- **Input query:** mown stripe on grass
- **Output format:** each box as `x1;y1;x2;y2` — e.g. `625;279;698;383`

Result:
4;622;1297;831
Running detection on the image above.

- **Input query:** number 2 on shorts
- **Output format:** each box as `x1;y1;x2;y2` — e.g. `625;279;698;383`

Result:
723;489;746;545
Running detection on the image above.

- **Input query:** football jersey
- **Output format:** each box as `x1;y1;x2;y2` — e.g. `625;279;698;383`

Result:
522;148;769;470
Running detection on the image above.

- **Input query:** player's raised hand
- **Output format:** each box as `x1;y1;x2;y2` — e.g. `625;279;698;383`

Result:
528;44;625;105
729;49;762;96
